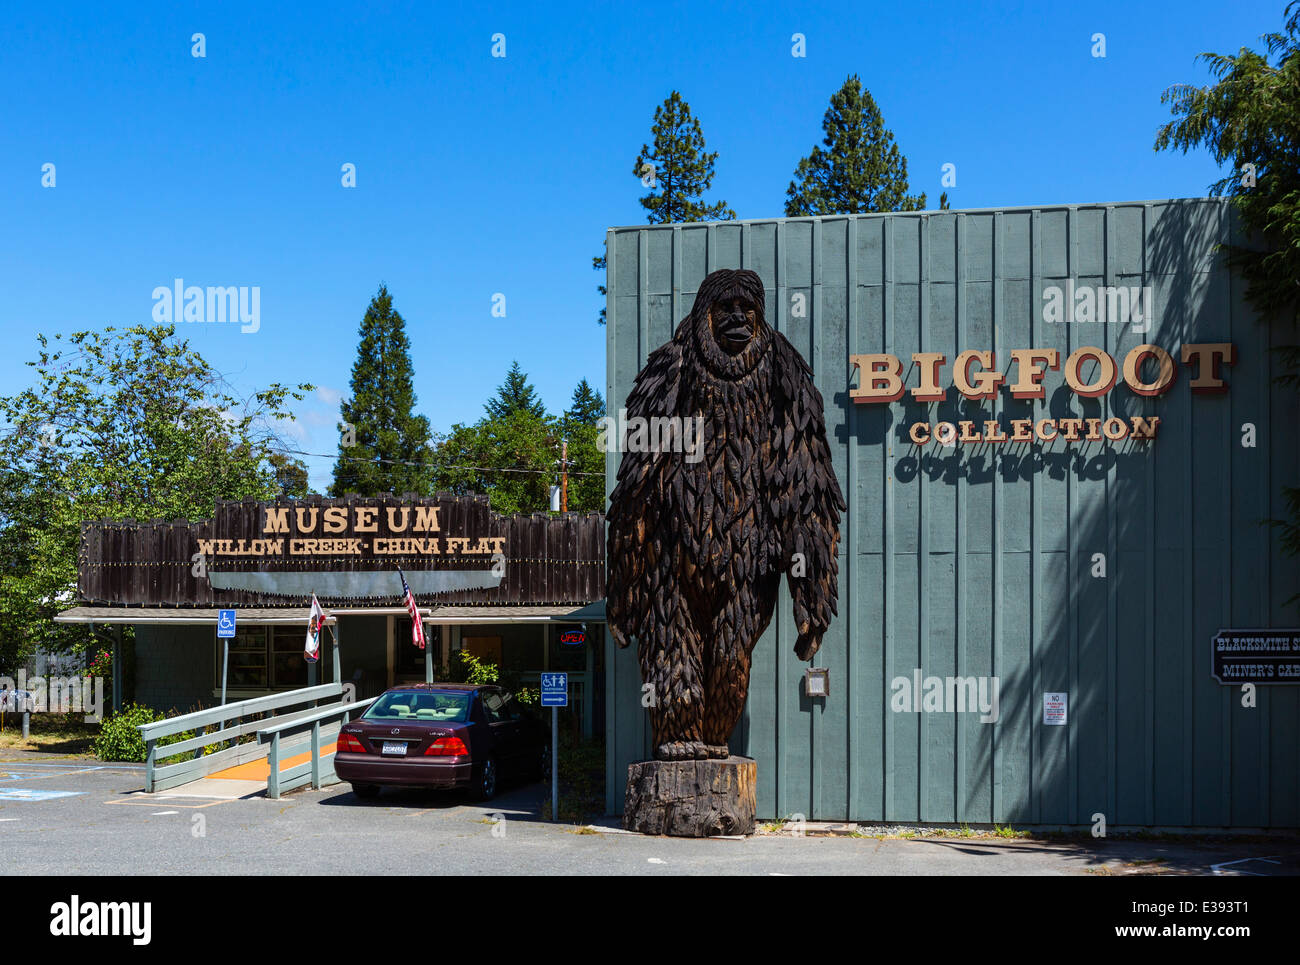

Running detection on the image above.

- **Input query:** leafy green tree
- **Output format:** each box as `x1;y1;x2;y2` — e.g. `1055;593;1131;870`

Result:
594;90;735;323
558;422;606;513
1155;3;1300;585
1155;4;1300;326
0;325;310;666
559;379;607;513
431;410;557;514
330;286;433;497
269;451;311;497
485;361;547;420
786;75;927;216
430;374;606;514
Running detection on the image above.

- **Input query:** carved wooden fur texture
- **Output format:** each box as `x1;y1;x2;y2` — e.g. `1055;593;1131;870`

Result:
607;268;846;762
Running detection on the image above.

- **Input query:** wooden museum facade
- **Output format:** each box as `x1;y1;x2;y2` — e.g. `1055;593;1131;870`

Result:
57;494;607;737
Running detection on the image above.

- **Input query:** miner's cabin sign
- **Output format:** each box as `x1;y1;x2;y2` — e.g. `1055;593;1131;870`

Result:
77;495;605;608
1211;629;1300;685
850;342;1235;446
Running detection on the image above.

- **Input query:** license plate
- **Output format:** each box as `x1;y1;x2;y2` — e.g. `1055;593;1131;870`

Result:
381;742;407;756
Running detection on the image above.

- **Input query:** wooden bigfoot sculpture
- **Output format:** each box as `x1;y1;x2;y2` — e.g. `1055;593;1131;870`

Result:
607;268;846;762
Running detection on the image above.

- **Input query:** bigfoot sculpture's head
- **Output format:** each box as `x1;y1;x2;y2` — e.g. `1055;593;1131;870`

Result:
684;268;772;379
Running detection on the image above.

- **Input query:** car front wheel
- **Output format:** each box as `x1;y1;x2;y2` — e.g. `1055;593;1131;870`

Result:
473;758;498;801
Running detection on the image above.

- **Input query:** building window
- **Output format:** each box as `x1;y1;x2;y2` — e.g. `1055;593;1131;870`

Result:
271;627;309;688
215;626;313;691
220;627;269;690
394;619;440;677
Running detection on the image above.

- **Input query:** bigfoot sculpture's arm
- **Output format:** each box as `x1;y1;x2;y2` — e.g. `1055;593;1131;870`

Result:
770;333;847;661
606;341;683;651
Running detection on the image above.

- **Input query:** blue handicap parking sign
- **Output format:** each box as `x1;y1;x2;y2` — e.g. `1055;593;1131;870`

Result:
540;672;568;707
217;609;237;638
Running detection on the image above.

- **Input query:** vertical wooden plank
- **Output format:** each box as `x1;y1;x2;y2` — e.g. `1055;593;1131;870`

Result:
779;218;814;819
814;217;849;820
882;214;897;821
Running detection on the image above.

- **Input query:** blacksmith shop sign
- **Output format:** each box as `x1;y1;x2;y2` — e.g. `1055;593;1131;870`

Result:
1211;629;1300;685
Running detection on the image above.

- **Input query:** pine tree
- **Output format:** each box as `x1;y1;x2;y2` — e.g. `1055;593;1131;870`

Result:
485;361;546;420
594;90;735;323
563;378;605;428
633;91;736;224
786;75;927;216
330;286;433;496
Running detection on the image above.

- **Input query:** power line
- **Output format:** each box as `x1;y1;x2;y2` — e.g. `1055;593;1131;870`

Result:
268;445;605;477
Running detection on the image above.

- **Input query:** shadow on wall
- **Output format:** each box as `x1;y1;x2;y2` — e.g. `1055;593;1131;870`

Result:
766;200;1298;828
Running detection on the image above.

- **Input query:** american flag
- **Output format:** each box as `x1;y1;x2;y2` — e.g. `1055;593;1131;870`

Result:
398;568;426;649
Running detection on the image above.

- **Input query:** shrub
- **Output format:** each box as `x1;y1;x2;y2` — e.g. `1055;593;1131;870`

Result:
92;703;193;764
87;648;112;678
451;650;499;686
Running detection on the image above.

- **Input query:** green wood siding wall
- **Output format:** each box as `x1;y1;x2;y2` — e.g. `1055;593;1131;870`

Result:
604;199;1300;827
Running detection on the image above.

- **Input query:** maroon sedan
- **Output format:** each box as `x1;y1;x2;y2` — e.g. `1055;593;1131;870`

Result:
334;684;550;801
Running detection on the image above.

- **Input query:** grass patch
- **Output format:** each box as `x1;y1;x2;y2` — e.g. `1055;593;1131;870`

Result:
992;824;1033;839
0;712;98;756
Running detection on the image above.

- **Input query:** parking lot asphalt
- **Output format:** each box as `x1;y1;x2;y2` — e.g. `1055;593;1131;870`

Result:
1;759;1297;876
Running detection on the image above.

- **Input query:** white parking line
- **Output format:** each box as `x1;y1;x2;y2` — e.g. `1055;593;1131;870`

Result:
1211;856;1281;875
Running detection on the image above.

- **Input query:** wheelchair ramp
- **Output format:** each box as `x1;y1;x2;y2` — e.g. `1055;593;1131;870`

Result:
205;741;337;782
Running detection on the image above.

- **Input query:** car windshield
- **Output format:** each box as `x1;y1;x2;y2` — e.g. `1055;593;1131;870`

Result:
363;691;470;723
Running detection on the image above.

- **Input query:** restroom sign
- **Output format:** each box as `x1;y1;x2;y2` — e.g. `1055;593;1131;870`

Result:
541;672;568;707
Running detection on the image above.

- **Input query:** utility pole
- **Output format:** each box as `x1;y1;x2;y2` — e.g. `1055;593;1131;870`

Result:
561;437;568;512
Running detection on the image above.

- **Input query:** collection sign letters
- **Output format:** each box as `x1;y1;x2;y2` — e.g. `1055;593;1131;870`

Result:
849;342;1235;447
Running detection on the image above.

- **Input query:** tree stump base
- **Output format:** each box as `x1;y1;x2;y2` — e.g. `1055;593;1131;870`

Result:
622;756;757;837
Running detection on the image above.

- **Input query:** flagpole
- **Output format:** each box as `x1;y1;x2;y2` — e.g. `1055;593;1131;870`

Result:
331;619;341;689
424;612;433;684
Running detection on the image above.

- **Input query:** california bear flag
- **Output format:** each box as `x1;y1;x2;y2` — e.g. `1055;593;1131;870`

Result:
305;594;326;663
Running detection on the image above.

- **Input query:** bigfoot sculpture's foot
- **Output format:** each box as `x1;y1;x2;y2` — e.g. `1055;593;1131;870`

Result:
704;744;730;759
656;741;708;761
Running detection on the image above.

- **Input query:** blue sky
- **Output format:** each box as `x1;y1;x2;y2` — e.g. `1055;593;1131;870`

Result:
0;0;1283;490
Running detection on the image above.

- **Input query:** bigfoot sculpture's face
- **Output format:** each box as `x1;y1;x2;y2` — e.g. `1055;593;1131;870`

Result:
709;296;758;355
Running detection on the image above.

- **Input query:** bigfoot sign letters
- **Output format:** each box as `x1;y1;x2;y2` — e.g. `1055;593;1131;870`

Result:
850;342;1235;446
607;269;846;765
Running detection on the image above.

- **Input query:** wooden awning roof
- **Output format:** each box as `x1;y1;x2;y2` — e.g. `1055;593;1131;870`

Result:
54;601;606;625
